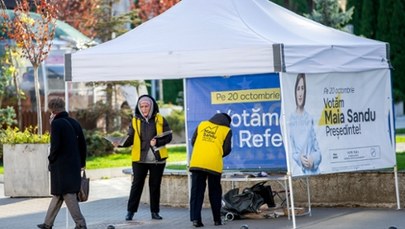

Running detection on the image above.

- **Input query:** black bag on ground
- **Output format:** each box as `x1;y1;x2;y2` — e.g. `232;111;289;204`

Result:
222;187;264;217
250;181;276;208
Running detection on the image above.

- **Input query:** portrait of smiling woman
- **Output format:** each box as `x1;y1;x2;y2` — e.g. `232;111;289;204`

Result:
288;73;322;175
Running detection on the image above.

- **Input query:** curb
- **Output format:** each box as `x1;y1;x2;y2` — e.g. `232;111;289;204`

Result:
86;167;129;180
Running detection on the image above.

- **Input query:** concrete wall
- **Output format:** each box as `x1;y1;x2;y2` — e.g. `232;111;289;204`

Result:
139;171;405;208
3;144;50;197
295;172;404;208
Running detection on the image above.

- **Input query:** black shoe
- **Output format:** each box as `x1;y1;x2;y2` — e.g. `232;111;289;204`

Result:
125;211;134;221
151;212;163;220
74;226;87;229
37;224;52;229
214;221;222;226
192;220;204;227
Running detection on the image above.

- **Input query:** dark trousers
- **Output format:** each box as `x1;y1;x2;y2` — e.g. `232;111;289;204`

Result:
189;171;222;222
127;162;166;213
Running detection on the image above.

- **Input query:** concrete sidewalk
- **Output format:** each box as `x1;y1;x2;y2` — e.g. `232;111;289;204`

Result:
1;175;405;229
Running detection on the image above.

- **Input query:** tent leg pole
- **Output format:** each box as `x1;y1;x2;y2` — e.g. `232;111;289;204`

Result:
184;78;192;213
285;178;290;220
394;165;401;209
306;177;312;216
66;205;69;229
287;173;297;229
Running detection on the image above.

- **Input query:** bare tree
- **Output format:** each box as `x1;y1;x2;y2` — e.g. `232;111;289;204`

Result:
0;0;57;134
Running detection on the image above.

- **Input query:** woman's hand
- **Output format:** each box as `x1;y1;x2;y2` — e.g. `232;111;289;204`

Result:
300;154;314;169
150;138;156;147
112;141;120;148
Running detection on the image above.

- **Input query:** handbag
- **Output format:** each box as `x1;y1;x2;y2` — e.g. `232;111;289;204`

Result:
78;170;90;202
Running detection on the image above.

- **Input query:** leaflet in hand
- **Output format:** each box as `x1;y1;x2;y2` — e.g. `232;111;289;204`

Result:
151;130;173;151
104;135;129;146
153;130;173;139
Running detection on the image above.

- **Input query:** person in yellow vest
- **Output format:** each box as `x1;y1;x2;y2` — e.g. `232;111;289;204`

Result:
119;95;172;221
189;113;232;227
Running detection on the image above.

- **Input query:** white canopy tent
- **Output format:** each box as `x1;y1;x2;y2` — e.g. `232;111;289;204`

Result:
65;0;396;228
65;0;389;81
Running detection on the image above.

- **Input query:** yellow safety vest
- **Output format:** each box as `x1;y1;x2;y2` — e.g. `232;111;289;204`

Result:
190;121;230;174
131;114;168;162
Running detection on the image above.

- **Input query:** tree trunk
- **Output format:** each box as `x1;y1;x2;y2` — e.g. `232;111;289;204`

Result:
12;71;23;129
33;65;43;135
106;83;113;132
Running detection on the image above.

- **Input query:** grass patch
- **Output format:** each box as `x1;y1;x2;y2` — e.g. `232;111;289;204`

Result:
85;145;187;170
166;164;187;170
86;153;131;169
397;152;405;170
166;145;187;163
396;128;405;135
396;135;405;143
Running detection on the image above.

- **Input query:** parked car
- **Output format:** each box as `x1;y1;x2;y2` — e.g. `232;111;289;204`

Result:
20;65;65;111
20;65;64;92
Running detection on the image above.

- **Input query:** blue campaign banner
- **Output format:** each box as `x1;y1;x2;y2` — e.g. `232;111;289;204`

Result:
186;73;287;171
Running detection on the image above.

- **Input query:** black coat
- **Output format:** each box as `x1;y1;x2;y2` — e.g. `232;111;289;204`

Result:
48;111;87;195
122;95;172;161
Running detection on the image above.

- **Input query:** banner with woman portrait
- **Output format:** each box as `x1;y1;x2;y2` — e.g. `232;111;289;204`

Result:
281;70;396;177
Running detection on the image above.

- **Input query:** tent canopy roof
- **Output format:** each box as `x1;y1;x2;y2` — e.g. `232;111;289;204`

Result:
67;0;389;82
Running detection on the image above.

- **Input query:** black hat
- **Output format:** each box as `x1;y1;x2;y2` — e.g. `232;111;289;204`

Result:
222;113;231;123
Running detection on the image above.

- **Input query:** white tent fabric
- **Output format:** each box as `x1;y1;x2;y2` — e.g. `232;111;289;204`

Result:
66;0;390;82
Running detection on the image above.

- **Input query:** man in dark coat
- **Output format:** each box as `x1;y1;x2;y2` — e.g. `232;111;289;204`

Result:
37;98;87;229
